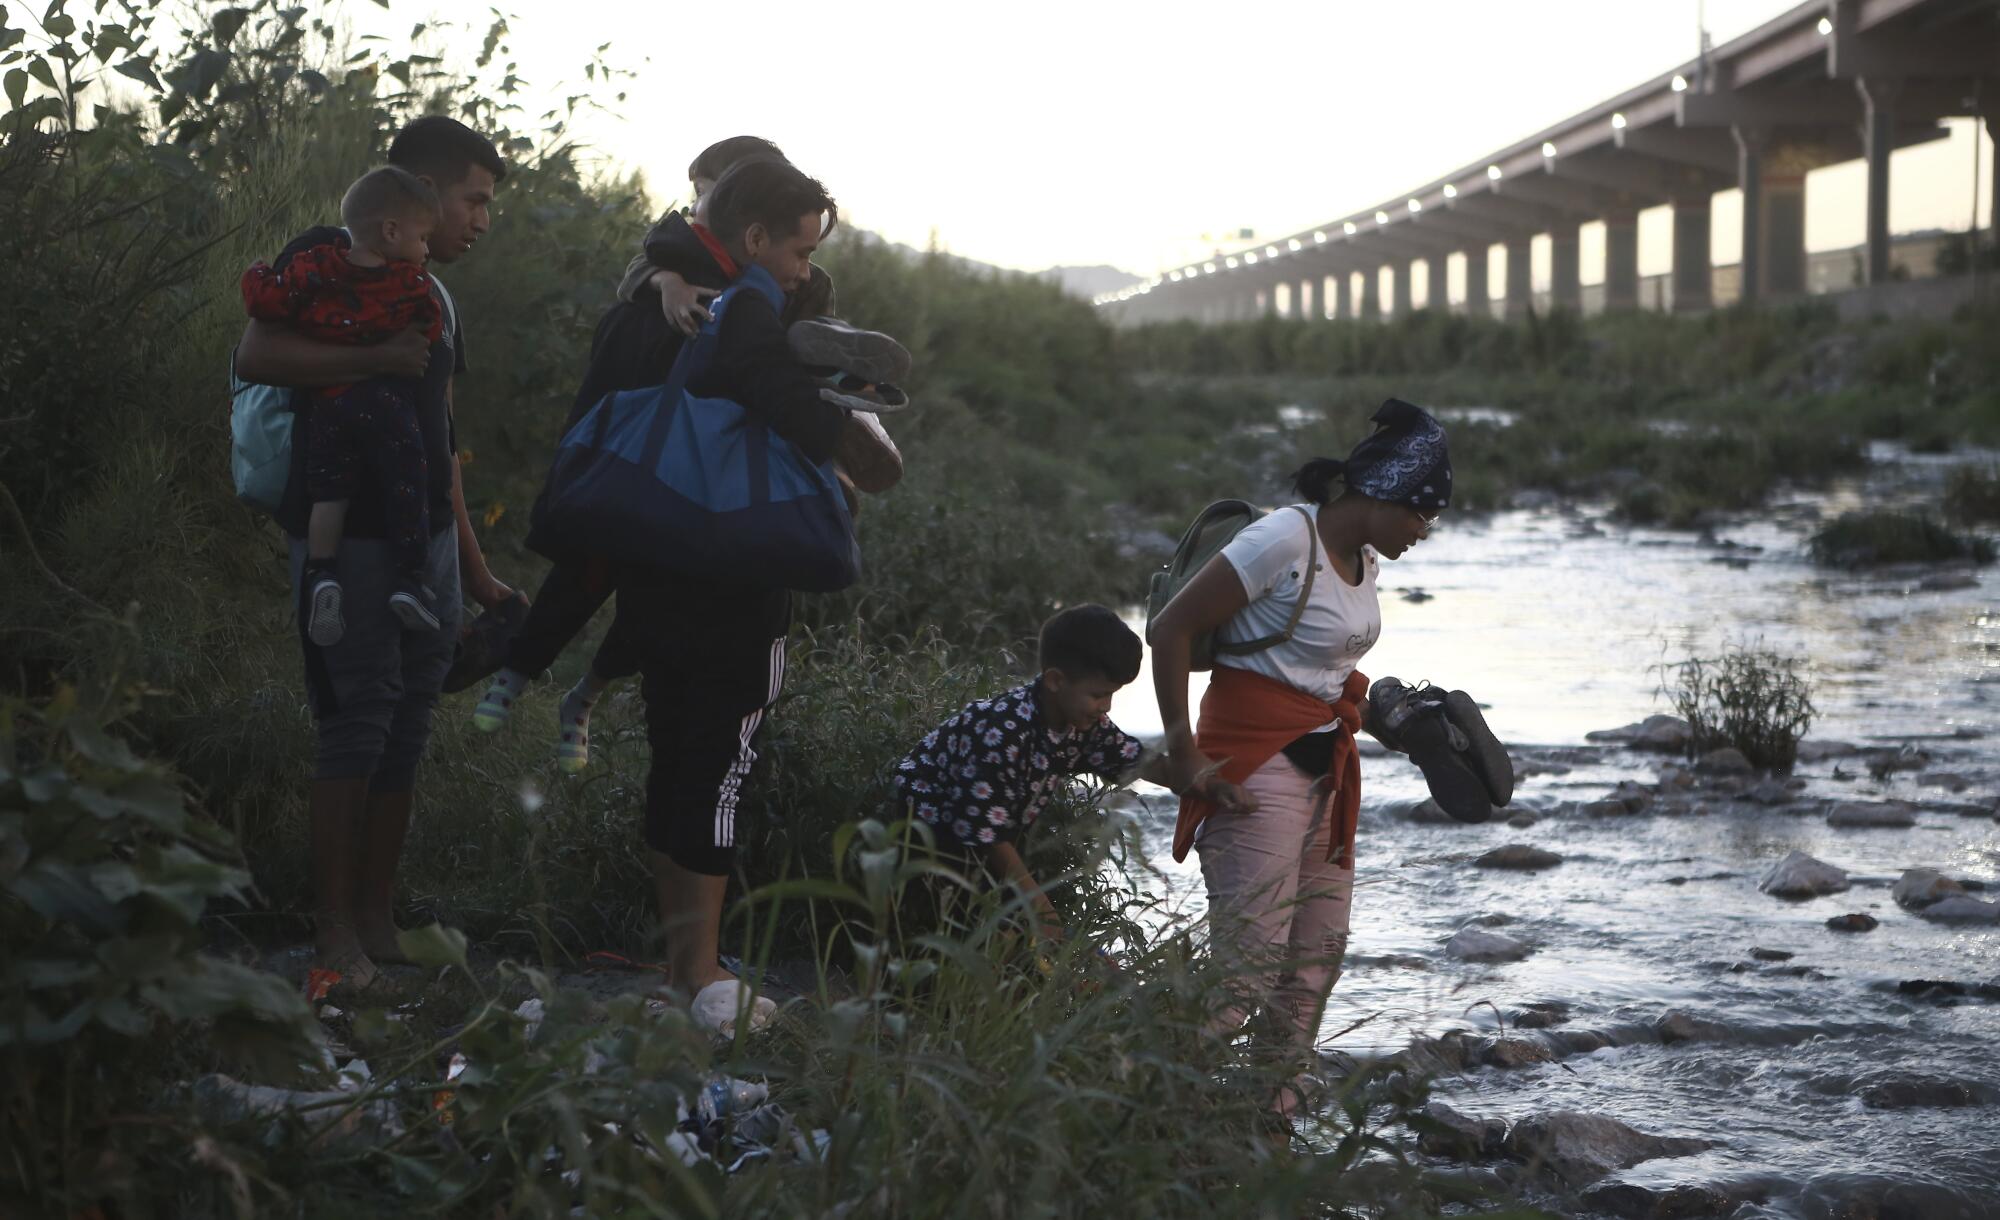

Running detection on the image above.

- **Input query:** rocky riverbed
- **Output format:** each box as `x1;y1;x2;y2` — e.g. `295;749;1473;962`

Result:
1110;460;2000;1217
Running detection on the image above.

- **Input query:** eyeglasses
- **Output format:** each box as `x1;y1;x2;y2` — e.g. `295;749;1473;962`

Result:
1410;507;1441;530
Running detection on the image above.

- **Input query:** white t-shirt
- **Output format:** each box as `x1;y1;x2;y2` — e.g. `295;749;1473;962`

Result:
1215;503;1381;709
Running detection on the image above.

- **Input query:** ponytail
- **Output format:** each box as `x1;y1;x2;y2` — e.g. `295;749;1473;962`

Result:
1290;457;1346;505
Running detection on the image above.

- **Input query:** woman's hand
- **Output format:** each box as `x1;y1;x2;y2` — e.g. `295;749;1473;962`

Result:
1171;748;1258;814
652;269;719;337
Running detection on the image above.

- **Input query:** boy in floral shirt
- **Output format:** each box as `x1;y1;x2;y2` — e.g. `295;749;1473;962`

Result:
894;605;1233;943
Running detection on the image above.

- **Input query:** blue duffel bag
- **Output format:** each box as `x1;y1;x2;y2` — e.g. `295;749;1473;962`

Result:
534;265;860;593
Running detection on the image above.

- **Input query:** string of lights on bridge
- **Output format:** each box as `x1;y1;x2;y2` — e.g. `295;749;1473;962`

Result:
1094;13;1843;308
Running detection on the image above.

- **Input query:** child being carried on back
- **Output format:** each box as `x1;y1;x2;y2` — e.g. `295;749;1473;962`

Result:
240;165;445;645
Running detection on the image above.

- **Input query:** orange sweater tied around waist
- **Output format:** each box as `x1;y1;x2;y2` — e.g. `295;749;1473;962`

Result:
1173;666;1370;868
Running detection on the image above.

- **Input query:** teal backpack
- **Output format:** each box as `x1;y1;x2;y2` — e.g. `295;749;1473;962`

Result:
1144;501;1316;670
229;360;293;515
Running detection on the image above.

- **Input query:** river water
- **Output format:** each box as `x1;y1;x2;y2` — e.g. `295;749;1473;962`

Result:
1103;448;2000;1217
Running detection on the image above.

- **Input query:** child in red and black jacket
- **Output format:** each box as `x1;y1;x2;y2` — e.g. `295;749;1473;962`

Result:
240;166;445;645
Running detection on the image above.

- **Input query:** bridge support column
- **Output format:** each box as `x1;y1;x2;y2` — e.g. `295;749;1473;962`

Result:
1734;126;1767;304
1672;194;1713;312
1550;222;1581;311
1859;77;1901;286
1503;237;1532;319
1463;247;1489;318
1426;256;1449;312
1989;115;2000;237
1762;155;1809;297
1359;267;1380;321
1604;209;1639;311
1391;260;1412;318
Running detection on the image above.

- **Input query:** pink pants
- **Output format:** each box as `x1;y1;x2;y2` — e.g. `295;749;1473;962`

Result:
1195;753;1355;1061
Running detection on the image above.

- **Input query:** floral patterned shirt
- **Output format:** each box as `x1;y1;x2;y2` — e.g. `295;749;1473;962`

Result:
893;680;1145;848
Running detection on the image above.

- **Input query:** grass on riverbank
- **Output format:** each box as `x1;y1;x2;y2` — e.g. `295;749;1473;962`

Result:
7;677;1543;1220
1111;301;2000;527
1806;510;1998;569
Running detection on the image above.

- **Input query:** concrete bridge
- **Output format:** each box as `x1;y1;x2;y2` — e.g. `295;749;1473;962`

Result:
1104;0;1998;323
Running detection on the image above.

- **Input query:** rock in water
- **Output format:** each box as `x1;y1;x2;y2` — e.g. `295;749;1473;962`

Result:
1416;1101;1506;1160
1655;1010;1730;1044
1825;801;1916;828
1446;928;1532;962
1917;895;2000;923
1759;851;1849;899
1745;778;1796;806
1585;714;1692;752
1474;844;1564;870
1892;867;1965;910
1502;1111;1713;1186
1826;913;1880;933
1696;747;1754;776
1921;771;1972;793
1582;1181;1739;1219
1854;1072;1996;1109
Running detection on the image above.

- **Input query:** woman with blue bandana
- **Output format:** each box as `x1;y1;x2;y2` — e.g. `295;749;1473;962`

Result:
1149;398;1453;1123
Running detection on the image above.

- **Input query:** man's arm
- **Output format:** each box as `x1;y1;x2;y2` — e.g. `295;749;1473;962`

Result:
986;840;1064;944
445;381;513;610
232;320;430;387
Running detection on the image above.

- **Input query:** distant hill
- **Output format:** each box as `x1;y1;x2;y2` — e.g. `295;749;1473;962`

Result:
870;234;1140;301
1037;265;1144;300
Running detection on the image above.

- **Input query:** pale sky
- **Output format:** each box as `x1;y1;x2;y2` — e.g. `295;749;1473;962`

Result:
362;0;1990;274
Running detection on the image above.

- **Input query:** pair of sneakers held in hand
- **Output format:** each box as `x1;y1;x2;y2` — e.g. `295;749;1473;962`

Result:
788;316;911;501
1365;678;1514;823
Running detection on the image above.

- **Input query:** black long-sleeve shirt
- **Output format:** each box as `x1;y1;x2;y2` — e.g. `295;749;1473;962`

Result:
564;215;841;465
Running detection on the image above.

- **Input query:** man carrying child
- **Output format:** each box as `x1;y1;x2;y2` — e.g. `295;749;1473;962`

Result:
233;116;515;992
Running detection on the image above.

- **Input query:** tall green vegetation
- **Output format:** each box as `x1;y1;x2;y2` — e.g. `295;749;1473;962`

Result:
1662;645;1818;772
1116;300;2000;522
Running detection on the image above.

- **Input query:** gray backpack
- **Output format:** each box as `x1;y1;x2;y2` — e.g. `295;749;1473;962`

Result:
1145;501;1317;671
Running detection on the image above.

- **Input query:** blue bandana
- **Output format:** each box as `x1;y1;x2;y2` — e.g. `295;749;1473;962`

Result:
1344;399;1451;513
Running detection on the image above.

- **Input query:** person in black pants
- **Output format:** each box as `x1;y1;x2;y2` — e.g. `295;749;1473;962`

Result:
513;157;846;1031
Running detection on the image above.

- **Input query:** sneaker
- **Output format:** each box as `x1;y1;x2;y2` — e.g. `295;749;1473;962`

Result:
787;317;913;385
306;572;345;647
691;978;777;1037
442;592;531;694
1367;677;1494;824
833;410;903;494
388;581;440;632
1442;689;1514;807
817;375;911;414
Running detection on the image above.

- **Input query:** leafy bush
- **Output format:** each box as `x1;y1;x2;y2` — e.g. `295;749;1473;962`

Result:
1661;645;1817;771
1806;510;1996;568
1;679;324;1214
1943;465;2000;524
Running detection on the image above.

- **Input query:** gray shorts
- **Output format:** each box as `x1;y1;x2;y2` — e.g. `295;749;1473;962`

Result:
291;525;460;791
